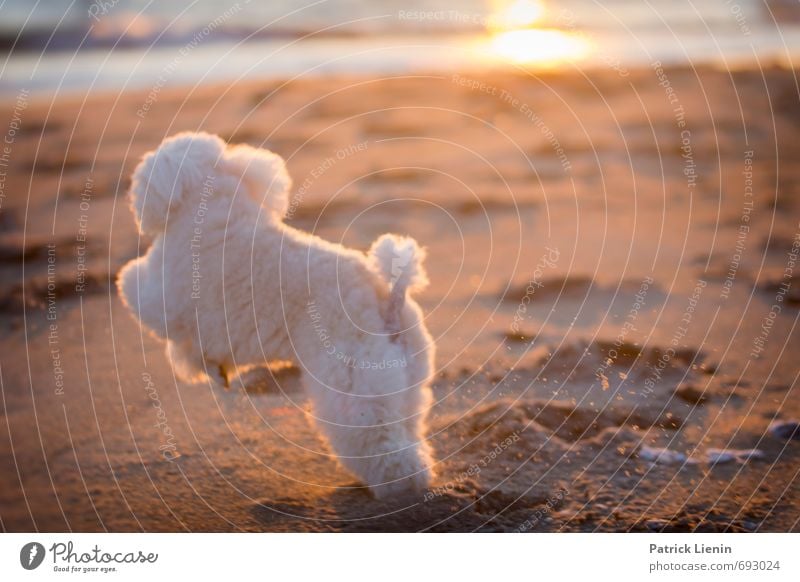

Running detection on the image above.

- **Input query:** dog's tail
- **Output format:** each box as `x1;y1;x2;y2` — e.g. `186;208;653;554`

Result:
368;234;428;336
128;131;291;235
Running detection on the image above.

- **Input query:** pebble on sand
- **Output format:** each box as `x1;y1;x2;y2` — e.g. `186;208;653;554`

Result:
706;448;764;464
639;445;765;466
638;445;688;465
769;420;800;441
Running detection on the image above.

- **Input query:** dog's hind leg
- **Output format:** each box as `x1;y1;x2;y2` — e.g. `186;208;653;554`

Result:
166;339;229;387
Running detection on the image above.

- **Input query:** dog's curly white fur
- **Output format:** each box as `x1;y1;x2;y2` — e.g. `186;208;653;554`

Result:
118;132;435;498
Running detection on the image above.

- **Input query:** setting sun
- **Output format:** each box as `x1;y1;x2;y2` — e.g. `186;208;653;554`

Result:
488;0;547;31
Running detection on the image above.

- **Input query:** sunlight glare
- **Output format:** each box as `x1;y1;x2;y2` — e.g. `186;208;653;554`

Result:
489;29;590;65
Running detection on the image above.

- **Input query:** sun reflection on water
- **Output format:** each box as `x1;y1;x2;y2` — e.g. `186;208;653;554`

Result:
489;28;589;64
485;0;590;66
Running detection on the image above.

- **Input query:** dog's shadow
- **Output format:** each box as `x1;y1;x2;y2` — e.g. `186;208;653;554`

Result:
249;479;534;532
250;489;468;532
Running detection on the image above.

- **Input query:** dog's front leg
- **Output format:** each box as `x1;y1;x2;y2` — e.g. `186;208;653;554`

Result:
218;364;231;389
206;362;231;389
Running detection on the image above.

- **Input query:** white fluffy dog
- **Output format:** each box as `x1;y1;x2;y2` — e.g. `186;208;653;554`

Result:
118;132;435;499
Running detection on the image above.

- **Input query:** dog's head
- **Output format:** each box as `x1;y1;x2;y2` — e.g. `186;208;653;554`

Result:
129;132;292;236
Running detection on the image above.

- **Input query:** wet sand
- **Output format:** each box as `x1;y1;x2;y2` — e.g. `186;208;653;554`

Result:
1;64;799;531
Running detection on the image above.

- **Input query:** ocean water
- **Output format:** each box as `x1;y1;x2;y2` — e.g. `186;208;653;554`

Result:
1;0;799;94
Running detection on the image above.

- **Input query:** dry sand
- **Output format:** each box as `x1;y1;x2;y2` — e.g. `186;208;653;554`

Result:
1;64;799;531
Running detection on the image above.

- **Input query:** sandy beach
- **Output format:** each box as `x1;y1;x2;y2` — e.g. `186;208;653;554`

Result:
1;63;799;532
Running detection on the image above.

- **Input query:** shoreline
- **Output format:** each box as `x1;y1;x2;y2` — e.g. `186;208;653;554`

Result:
5;60;799;112
2;27;800;99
